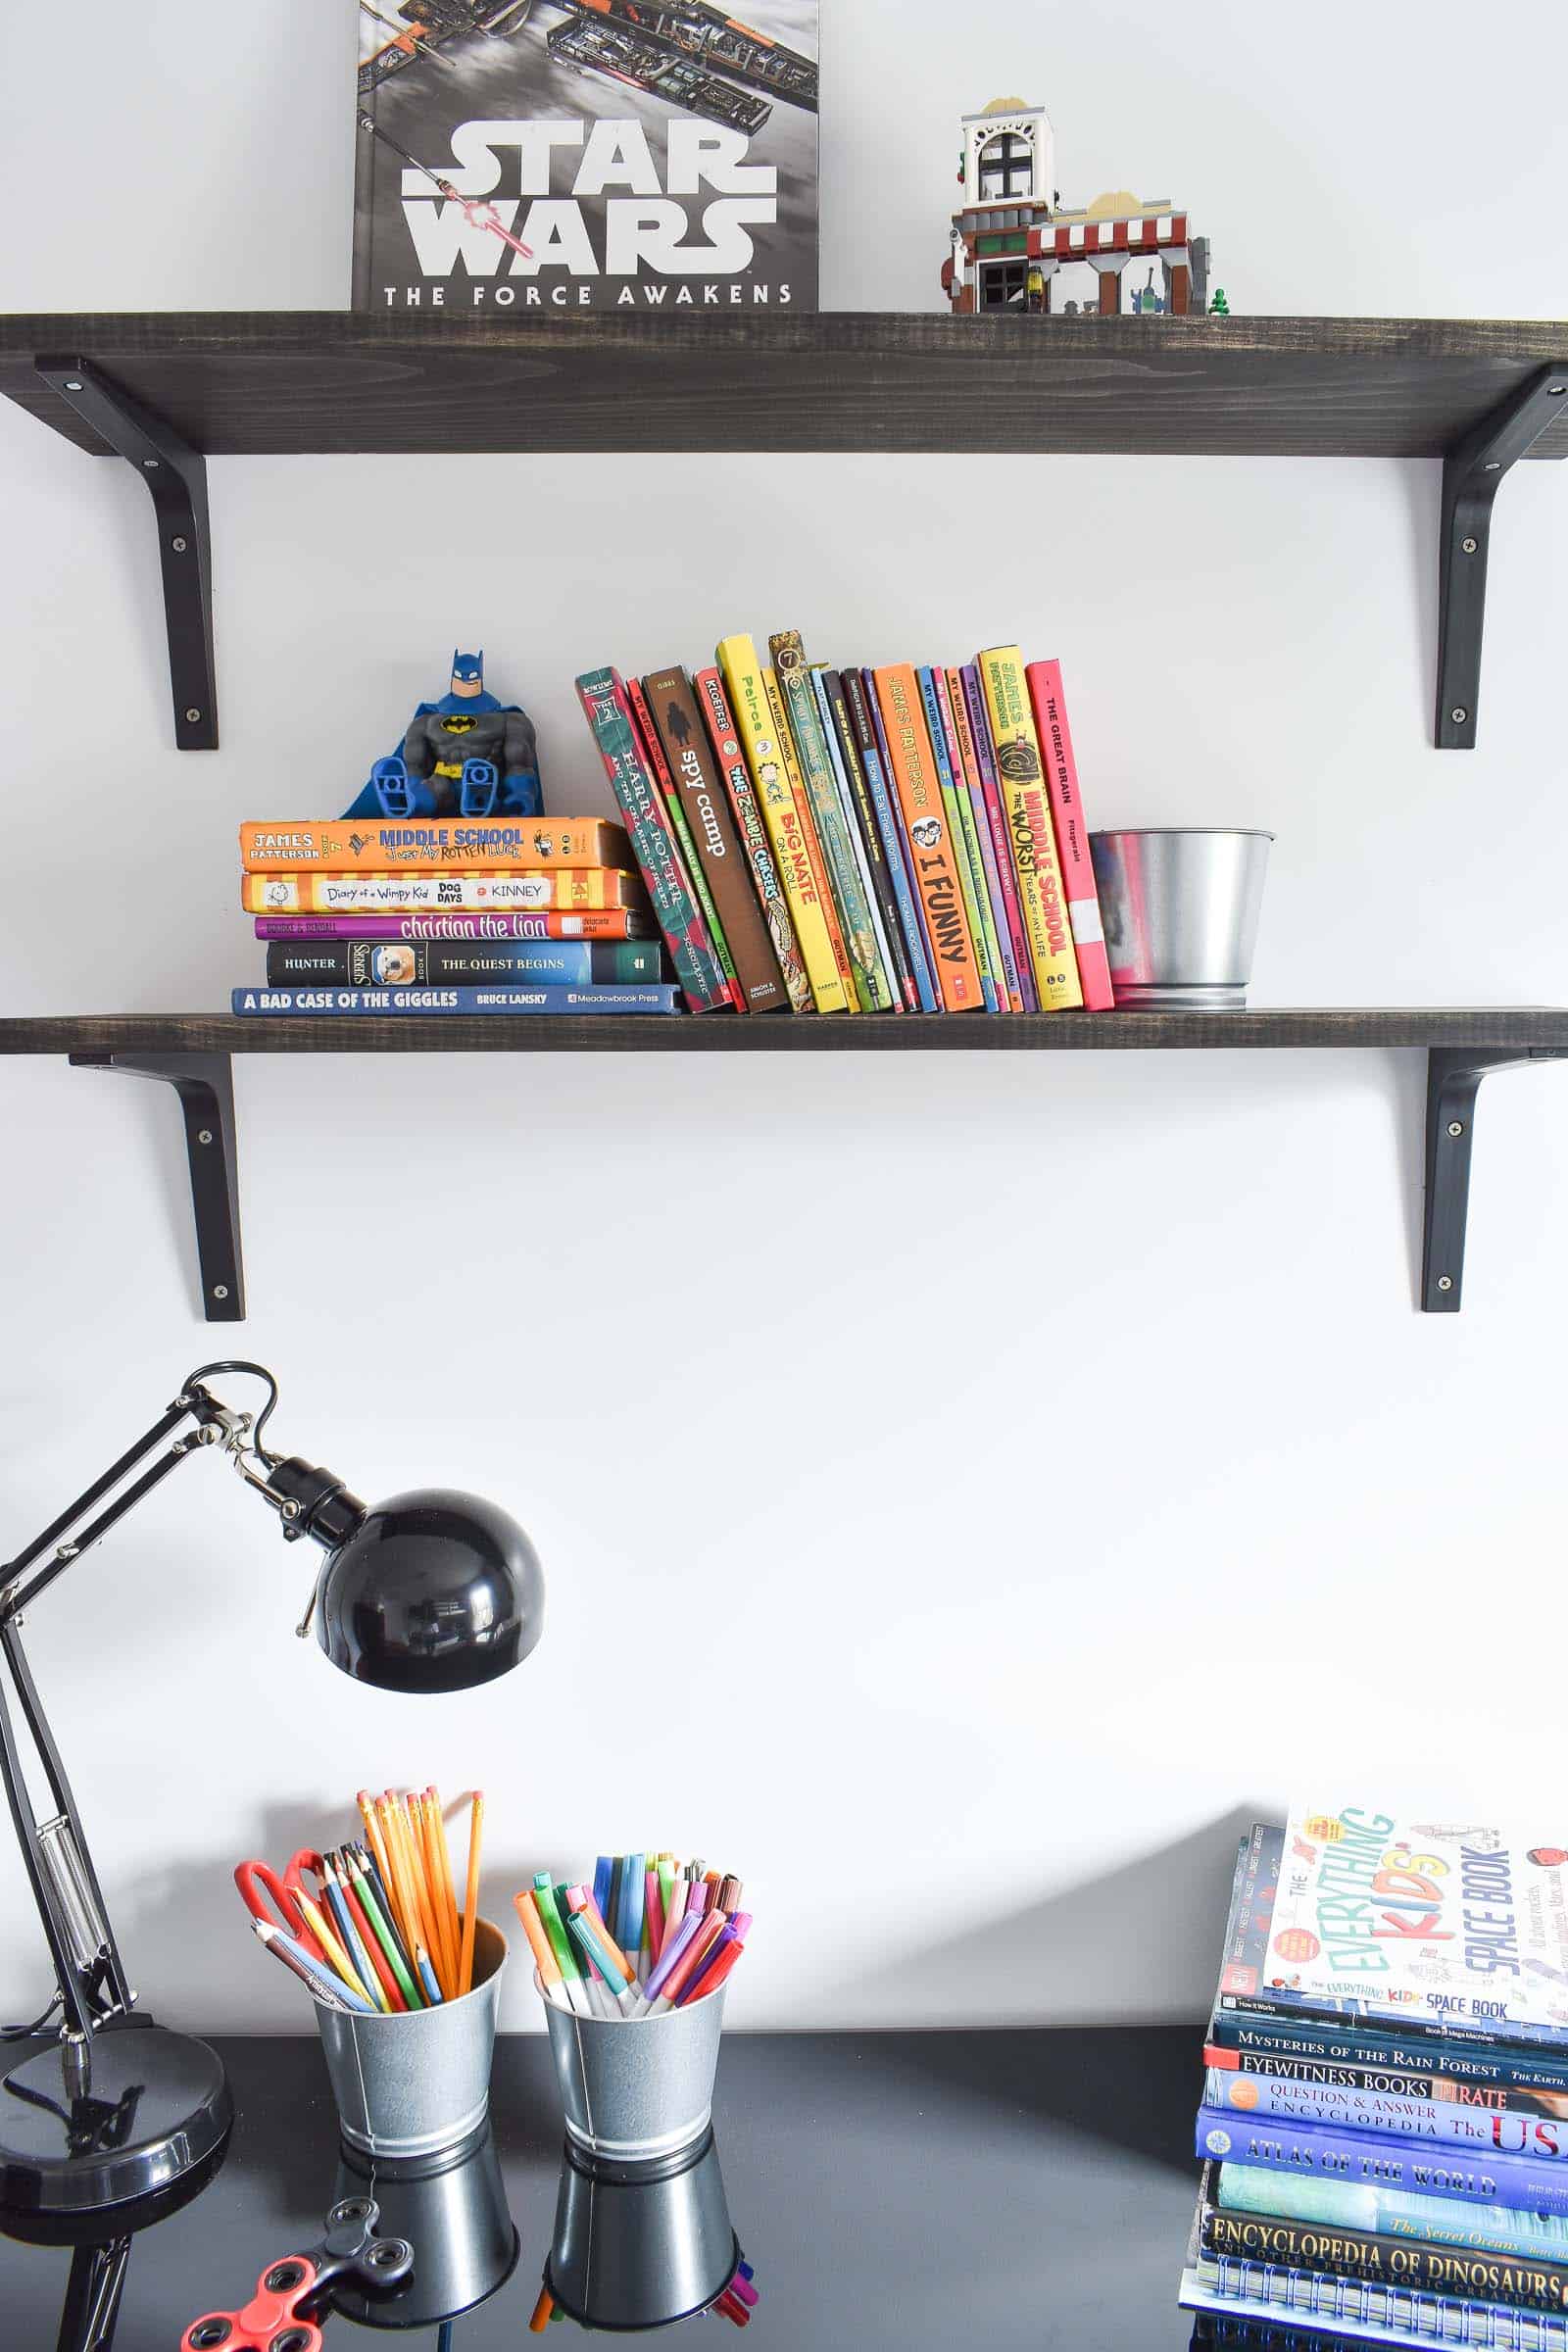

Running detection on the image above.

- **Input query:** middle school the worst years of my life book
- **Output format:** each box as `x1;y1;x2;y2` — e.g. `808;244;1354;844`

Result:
353;1;819;315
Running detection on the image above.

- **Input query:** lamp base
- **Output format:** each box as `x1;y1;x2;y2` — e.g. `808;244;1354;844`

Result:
0;2021;231;2221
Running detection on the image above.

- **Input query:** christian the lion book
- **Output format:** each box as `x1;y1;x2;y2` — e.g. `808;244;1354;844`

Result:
354;2;818;316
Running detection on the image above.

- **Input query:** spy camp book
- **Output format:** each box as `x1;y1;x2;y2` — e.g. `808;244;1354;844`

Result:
353;2;819;315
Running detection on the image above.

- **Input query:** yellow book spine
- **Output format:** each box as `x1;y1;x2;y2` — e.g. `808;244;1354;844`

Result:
716;636;848;1015
976;648;1083;1009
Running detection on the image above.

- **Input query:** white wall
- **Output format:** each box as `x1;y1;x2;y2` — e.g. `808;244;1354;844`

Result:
1;0;1565;2034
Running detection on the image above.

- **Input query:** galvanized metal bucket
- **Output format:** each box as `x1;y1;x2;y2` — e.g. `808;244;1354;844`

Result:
536;1968;728;2161
1089;827;1273;1009
315;1919;506;2160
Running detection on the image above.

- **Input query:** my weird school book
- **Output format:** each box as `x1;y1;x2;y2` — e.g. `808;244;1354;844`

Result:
354;1;819;315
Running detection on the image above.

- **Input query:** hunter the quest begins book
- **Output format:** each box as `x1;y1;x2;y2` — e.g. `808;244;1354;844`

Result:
353;2;819;314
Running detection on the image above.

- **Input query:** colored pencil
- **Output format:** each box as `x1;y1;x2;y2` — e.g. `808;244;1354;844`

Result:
346;1847;423;2010
332;1851;406;2012
297;1888;371;2005
459;1791;484;1997
320;1865;389;2013
414;1941;443;2006
253;1918;375;2013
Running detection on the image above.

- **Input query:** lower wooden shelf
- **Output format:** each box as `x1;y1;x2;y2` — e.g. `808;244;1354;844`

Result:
3;1007;1561;1320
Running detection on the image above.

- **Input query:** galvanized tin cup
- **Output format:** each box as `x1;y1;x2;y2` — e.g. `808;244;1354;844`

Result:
315;1919;507;2160
536;1970;728;2161
1088;827;1273;1009
547;2129;742;2330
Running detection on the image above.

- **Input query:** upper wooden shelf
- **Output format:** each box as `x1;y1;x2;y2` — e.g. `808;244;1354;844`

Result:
7;1008;1567;1056
2;313;1566;460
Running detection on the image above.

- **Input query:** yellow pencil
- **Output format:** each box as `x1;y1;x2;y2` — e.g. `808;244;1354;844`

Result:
297;1889;371;2004
378;1795;424;1963
395;1793;447;1997
359;1788;396;1896
429;1787;463;1985
416;1792;457;1997
459;1791;484;1996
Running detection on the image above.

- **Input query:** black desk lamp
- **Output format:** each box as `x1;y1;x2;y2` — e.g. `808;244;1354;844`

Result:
0;1361;544;2224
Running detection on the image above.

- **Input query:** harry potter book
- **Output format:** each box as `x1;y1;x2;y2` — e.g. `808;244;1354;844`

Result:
353;1;819;316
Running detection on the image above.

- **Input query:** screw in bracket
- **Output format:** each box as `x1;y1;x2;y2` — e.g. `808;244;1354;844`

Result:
184;708;202;724
1438;1274;1454;1293
1450;707;1468;726
171;535;187;552
1447;1120;1464;1138
1461;536;1478;554
212;1283;229;1301
197;1128;214;1145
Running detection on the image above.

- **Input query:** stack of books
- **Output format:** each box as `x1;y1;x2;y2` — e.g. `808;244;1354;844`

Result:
1183;1809;1568;2352
575;635;1114;1016
232;814;680;1018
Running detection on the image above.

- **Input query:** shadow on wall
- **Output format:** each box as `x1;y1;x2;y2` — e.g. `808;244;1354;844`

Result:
825;1806;1261;2032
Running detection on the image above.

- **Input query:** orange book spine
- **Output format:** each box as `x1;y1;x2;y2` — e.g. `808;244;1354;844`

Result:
761;667;857;1011
239;817;632;873
870;665;982;1011
242;870;644;915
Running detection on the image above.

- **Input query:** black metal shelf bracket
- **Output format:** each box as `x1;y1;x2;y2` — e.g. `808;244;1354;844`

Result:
1435;361;1568;750
33;356;218;752
1422;1046;1567;1309
68;1052;245;1323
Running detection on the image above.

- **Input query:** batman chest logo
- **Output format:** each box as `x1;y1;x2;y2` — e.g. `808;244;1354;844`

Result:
441;714;480;736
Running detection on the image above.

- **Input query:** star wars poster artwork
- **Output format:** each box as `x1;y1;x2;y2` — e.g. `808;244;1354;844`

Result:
353;1;819;314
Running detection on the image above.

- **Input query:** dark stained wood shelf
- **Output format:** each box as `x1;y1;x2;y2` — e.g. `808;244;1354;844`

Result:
3;1007;1568;1055
2;312;1566;458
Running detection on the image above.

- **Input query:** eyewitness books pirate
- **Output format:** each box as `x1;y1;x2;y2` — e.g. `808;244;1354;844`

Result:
353;2;818;313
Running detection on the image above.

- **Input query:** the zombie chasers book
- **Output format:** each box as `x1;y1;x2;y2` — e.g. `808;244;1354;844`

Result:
353;2;819;314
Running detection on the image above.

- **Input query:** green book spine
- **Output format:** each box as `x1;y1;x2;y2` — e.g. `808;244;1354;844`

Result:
769;631;893;1011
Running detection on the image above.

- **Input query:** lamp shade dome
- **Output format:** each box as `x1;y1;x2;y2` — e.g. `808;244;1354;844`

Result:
314;1487;543;1693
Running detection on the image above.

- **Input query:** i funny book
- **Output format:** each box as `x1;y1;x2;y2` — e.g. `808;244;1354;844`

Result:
353;2;819;314
1224;1807;1568;2044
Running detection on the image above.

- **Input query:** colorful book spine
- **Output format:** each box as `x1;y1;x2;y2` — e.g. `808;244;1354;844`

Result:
810;666;909;1011
1203;2067;1568;2157
770;631;893;1012
917;666;998;1013
1219;2159;1568;2262
625;674;744;1012
958;663;1038;1013
644;666;788;1014
760;662;858;1010
927;665;1006;1013
863;667;941;990
232;986;680;1017
842;667;938;1013
254;910;658;942
870;664;982;1012
1210;2008;1568;2097
1025;660;1114;1008
715;636;848;1014
946;666;1022;1012
574;668;731;1013
976;645;1083;1008
243;870;645;915
692;665;812;1014
1197;2106;1568;2218
1204;2043;1568;2118
1202;2199;1568;2314
239;817;631;873
265;941;663;988
1183;2251;1568;2352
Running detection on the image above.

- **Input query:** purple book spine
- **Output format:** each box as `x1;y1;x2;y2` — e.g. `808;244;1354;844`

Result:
961;664;1039;1014
1196;2106;1568;2218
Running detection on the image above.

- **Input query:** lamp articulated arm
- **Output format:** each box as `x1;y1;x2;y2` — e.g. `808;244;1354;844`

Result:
0;1361;340;2051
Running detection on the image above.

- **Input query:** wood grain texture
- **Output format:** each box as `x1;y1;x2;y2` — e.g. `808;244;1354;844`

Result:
1;315;1565;461
9;1008;1568;1056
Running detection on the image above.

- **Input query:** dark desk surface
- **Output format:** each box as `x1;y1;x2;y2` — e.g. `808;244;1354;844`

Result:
0;2025;1203;2349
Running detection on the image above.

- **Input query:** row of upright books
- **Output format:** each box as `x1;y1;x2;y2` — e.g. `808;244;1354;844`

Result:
574;636;1114;1015
1183;1806;1568;2352
232;816;683;1018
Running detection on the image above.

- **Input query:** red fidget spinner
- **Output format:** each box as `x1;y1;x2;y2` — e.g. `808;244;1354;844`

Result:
181;2194;413;2352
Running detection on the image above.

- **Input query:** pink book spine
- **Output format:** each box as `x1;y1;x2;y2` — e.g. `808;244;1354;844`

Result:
959;664;1039;1014
1025;660;1114;1010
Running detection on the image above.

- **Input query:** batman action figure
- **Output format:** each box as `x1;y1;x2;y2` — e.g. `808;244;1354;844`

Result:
344;652;543;820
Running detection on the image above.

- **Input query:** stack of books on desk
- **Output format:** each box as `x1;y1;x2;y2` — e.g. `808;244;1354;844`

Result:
232;815;678;1017
1182;1809;1568;2352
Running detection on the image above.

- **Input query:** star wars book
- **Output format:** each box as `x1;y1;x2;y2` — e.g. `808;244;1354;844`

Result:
353;2;819;316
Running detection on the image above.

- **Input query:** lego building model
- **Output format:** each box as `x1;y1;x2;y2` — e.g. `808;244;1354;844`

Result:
941;97;1213;317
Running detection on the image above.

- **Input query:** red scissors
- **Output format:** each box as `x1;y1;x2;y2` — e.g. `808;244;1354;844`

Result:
233;1849;327;1958
182;2193;413;2352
